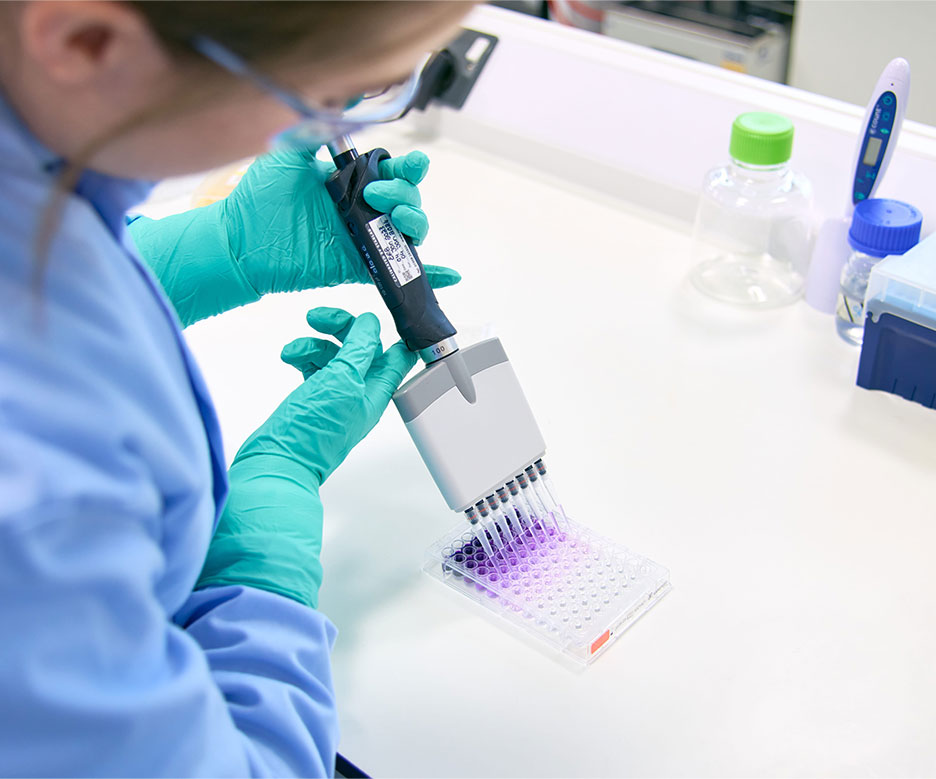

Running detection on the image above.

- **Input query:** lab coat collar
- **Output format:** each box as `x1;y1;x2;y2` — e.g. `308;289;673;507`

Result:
0;89;155;239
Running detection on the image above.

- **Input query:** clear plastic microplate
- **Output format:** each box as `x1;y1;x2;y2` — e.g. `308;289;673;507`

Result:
424;516;671;666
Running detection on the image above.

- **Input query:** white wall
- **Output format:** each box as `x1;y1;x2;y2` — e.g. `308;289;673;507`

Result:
789;0;936;126
423;6;936;233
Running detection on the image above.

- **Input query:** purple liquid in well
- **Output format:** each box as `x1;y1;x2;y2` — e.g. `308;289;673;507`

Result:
448;523;604;625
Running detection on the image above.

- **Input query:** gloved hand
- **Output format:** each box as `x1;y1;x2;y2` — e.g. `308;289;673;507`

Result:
129;149;459;328
196;307;416;609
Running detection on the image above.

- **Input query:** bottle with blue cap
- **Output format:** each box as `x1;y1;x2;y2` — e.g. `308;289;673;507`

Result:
836;198;922;345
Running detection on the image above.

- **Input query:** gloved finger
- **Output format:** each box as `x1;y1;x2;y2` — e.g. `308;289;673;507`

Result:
305;307;356;343
363;178;422;212
281;337;340;380
378;150;429;185
327;312;382;381
366;341;418;403
388;204;428;245
424;265;462;288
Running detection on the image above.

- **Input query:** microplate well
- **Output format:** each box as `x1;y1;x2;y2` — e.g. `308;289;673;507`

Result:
424;517;670;666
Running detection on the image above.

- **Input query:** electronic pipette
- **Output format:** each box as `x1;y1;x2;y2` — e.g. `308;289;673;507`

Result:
324;134;670;667
325;135;475;396
805;57;910;313
325;136;560;528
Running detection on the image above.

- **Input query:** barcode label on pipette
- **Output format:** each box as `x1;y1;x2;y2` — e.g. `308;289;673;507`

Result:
366;214;421;287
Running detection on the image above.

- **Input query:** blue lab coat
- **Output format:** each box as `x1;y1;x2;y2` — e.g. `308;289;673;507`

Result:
0;96;339;776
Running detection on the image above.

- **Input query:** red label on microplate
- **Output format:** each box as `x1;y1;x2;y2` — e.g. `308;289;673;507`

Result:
590;630;611;655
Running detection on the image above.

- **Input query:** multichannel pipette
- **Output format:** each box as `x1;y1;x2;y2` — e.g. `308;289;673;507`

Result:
326;136;568;546
325;134;672;664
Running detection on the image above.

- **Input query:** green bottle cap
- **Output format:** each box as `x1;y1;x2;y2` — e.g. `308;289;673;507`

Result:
729;112;794;165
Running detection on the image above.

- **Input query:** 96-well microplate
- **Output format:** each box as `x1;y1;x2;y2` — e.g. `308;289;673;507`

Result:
424;518;670;665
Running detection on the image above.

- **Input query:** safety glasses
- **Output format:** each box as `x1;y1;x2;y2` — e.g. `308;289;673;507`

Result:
190;35;427;150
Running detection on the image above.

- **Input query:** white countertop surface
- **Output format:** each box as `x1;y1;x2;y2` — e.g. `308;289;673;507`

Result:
150;121;936;777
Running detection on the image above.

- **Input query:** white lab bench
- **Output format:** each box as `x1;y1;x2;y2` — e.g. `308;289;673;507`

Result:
142;8;936;777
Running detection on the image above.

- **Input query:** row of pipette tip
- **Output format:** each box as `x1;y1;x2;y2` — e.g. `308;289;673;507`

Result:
462;459;568;560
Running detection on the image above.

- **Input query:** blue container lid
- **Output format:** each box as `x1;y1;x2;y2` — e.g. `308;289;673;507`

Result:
848;198;923;257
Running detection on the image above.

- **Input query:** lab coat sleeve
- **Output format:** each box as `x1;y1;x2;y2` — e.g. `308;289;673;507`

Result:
0;208;338;776
0;494;339;778
175;585;341;777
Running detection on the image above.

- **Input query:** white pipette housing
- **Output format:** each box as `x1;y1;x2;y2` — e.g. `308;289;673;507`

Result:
393;338;546;512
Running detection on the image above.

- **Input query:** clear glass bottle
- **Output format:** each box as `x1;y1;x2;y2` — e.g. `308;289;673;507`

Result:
836;198;922;345
690;112;813;308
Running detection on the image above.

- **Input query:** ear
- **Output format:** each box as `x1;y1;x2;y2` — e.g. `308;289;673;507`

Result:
19;0;168;86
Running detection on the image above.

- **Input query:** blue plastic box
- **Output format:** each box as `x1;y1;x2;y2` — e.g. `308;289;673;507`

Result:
858;232;936;407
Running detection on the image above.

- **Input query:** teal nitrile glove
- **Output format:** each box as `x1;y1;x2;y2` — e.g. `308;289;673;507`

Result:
128;148;458;328
196;307;416;608
361;153;431;245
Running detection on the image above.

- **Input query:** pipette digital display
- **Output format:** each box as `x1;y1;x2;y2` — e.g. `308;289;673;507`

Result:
853;91;898;202
849;58;910;208
805;57;911;313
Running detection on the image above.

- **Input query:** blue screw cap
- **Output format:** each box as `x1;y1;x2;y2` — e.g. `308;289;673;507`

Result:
848;198;922;258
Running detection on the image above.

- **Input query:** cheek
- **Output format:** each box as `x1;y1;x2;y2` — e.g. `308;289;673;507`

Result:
196;97;297;152
98;103;296;178
153;97;298;174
